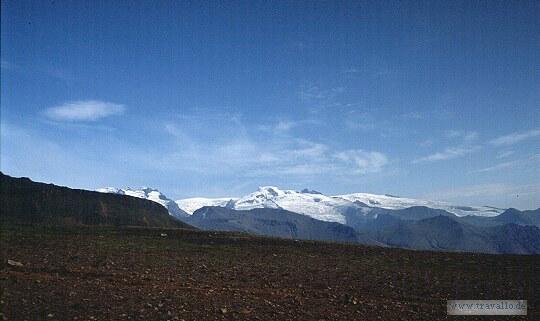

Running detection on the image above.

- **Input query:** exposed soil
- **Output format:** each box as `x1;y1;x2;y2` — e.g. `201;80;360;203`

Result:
1;225;539;320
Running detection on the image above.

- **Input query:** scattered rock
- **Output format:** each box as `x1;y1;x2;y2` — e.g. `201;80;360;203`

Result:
7;259;23;267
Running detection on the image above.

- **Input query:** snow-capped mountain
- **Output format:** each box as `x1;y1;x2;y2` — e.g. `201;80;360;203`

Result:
228;186;353;224
97;187;189;219
175;186;505;223
99;185;504;223
178;186;368;224
335;193;504;217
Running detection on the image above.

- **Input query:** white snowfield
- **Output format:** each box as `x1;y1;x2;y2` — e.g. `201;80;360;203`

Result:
229;187;353;224
335;193;504;218
175;197;237;215
99;185;505;223
177;186;505;223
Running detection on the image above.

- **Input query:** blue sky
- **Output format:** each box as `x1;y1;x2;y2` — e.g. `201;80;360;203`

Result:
1;0;539;209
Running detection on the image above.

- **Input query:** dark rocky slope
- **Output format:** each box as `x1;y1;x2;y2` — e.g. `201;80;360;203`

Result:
186;206;360;243
0;172;193;229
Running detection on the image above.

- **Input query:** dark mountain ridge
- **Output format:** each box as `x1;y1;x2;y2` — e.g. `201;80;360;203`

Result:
0;172;193;229
356;213;540;254
186;206;360;243
459;208;540;228
184;205;540;254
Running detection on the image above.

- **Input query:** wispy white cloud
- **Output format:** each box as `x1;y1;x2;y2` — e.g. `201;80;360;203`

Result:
444;130;479;142
473;153;540;173
299;85;345;102
1;60;76;82
44;100;125;122
414;128;538;167
334;150;389;174
298;81;367;112
373;69;392;78
345;119;376;131
473;160;519;173
341;67;360;74
489;129;540;146
401;111;423;120
418;139;434;148
413;146;480;163
274;120;296;132
344;112;377;131
41;66;76;82
298;84;351;111
258;119;320;135
496;150;515;159
161;117;389;178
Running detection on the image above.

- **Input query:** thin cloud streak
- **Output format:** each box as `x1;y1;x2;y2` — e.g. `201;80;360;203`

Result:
496;150;515;159
414;128;537;165
413;146;480;163
489;129;540;146
44;100;125;122
473;153;540;173
258;119;321;135
445;130;479;142
473;160;519;173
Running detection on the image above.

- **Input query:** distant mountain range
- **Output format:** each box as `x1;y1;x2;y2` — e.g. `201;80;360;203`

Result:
176;186;504;221
355;209;540;254
103;185;504;223
97;185;540;254
180;205;540;254
1;173;537;254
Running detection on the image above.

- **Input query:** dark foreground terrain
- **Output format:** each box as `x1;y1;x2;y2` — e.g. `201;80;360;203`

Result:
1;225;539;320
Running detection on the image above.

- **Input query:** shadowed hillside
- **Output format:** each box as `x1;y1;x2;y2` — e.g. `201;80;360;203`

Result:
0;173;193;229
187;206;360;243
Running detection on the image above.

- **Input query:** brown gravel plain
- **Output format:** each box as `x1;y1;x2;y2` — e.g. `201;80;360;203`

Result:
1;225;539;320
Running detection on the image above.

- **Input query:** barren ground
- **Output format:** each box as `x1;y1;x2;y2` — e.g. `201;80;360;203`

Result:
1;225;539;320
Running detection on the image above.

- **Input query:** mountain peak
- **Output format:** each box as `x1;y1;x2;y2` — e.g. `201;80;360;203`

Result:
257;186;285;197
301;188;323;195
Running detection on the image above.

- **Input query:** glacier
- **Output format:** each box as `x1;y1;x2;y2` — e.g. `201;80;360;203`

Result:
99;185;505;223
